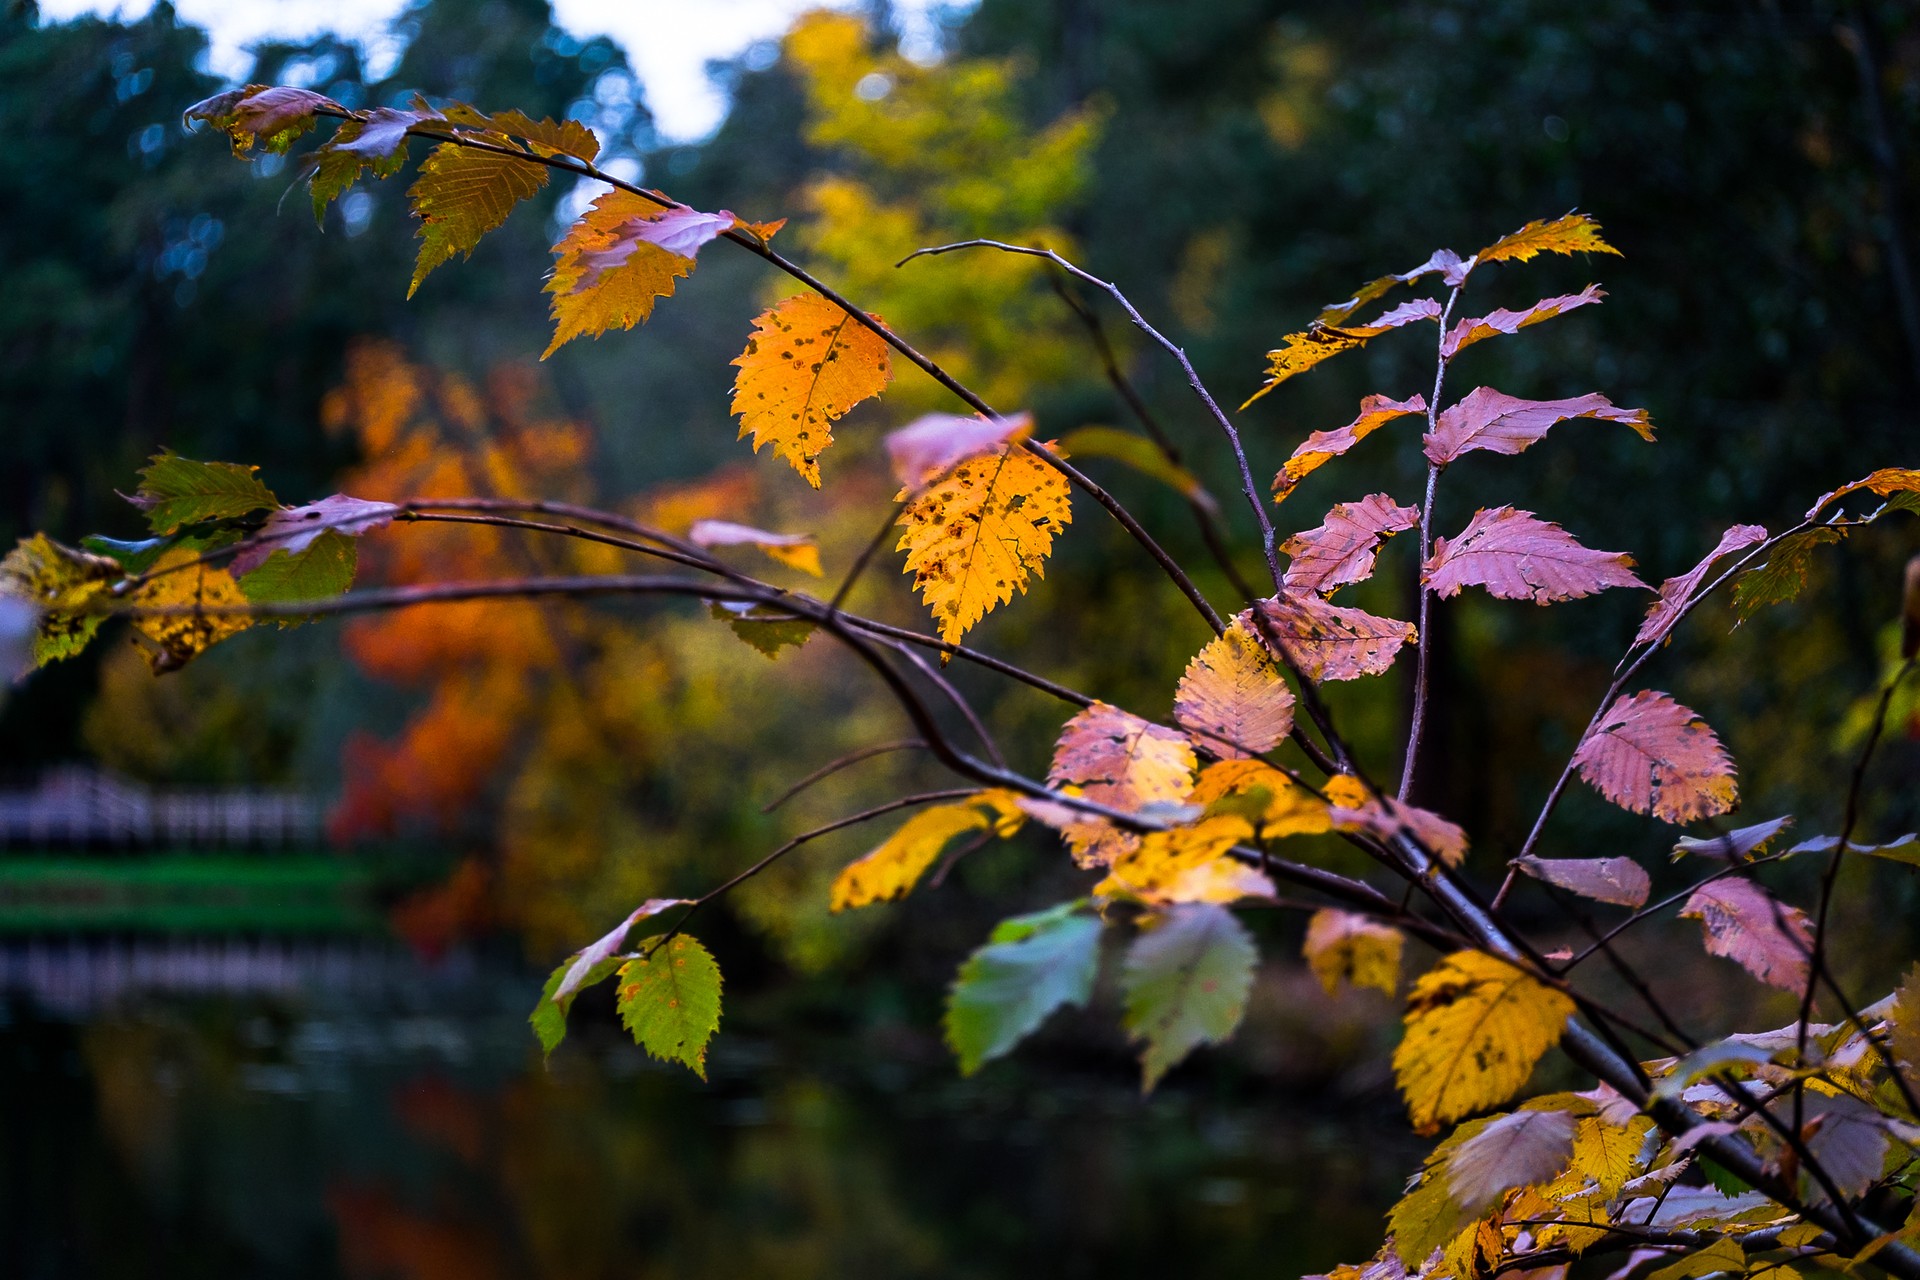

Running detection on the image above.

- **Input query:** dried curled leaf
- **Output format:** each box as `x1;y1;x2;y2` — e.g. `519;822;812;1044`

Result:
1247;593;1416;682
1424;507;1644;604
1394;951;1575;1134
830;797;1005;911
1423;389;1653;466
551;898;691;1006
186;84;336;155
407;141;549;296
1572;691;1737;824
1806;467;1920;520
1122;903;1258;1090
731;293;894;487
229;495;400;575
894;440;1072;644
544;190;698;357
1672;816;1793;862
1512;856;1651;908
1273;395;1427;502
615;934;722;1079
1316;248;1466;325
1242;301;1441;409
1680;878;1812;992
687;519;822;576
1048;702;1197;866
1474;212;1621;267
1281;494;1420;595
1304;908;1404;997
1442;286;1605;358
1172;617;1296;758
1635;524;1769;647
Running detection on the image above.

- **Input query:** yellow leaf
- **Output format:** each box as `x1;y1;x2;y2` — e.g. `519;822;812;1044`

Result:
1047;702;1196;865
1304;908;1404;997
686;519;824;576
407;141;549;296
1094;815;1259;903
1173;617;1296;758
1323;774;1370;807
730;292;893;487
830;798;999;911
128;549;253;673
895;440;1072;644
1568;1114;1652;1197
543;190;697;357
1394;951;1576;1134
0;534;120;666
1190;759;1332;839
1439;1217;1503;1280
1474;212;1621;267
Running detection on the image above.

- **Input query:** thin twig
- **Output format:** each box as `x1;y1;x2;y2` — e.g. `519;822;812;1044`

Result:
763;740;927;813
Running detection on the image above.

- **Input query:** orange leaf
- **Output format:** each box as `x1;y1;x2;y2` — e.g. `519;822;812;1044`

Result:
1242;301;1442;409
1303;908;1404;996
730;292;893;486
1272;395;1427;502
1572;691;1737;824
544;191;699;357
1048;702;1196;866
1474;211;1621;267
1441;285;1605;358
1172;618;1296;758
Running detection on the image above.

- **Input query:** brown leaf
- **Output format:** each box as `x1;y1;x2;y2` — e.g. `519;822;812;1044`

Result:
1442;285;1606;358
1280;494;1420;595
1047;702;1197;865
1679;878;1811;991
887;412;1034;492
1424;388;1653;466
1242;301;1442;409
1573;691;1738;824
1172;618;1296;758
1474;212;1621;267
1273;395;1427;502
1247;594;1416;682
1424;507;1644;603
1513;856;1651;908
1634;524;1769;648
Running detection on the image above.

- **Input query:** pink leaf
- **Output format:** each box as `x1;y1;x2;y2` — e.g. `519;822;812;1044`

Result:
1280;494;1420;595
552;898;691;1003
1634;524;1768;647
333;105;444;158
1423;388;1654;466
1423;506;1644;603
229;495;400;574
1672;816;1793;862
575;206;739;290
1512;855;1651;907
1441;285;1606;358
1330;792;1469;867
1572;691;1738;824
886;412;1034;491
1247;594;1416;682
1679;878;1811;991
1272;394;1427;501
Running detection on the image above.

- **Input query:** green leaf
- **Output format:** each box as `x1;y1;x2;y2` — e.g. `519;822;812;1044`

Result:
945;901;1101;1075
407;141;548;296
529;953;625;1058
131;453;278;534
709;603;814;658
1732;527;1844;620
1121;902;1257;1090
615;934;723;1078
237;530;358;615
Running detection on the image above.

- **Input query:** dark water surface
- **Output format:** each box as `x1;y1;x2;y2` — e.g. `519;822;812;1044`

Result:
0;941;1412;1279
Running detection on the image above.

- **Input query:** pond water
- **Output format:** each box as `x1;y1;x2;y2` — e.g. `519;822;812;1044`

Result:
0;941;1416;1279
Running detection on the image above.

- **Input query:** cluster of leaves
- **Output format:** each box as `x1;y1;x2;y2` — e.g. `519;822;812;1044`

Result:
10;63;1920;1280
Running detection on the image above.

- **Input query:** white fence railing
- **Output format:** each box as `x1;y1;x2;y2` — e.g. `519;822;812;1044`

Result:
0;767;323;846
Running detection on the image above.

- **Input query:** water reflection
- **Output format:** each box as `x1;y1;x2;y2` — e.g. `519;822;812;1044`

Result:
1;948;1415;1278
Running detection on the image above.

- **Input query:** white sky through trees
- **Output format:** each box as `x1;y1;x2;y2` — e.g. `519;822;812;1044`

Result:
34;0;958;140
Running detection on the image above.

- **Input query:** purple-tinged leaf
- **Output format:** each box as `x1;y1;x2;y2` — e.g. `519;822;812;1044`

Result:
1786;831;1920;863
1247;594;1416;682
1424;507;1645;603
1280;494;1420;595
332;105;444;158
1424;388;1654;466
553;898;691;1004
576;207;739;290
1635;524;1769;648
229;495;400;574
1513;855;1651;907
1680;878;1811;991
1672;816;1794;862
887;412;1034;491
1574;691;1737;824
1444;1109;1577;1214
1441;285;1606;359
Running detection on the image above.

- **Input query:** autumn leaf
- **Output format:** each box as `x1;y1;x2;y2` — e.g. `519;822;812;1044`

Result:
309;109;425;220
1095;815;1266;905
1731;527;1845;620
129;452;279;534
1304;908;1404;997
1387;1118;1490;1265
1442;286;1605;358
895;440;1072;644
1190;759;1332;839
1570;1115;1653;1198
1242;301;1442;409
1394;951;1575;1133
236;531;358;616
1444;1108;1577;1215
1281;494;1420;595
1272;395;1427;502
1890;965;1920;1073
1805;466;1920;520
1474;212;1621;267
484;108;601;162
229;495;400;574
1635;524;1769;647
1679;878;1812;992
730;292;894;487
550;898;691;1010
1512;856;1651;908
186;84;336;155
1247;593;1416;681
407;141;549;296
1803;1095;1891;1198
1572;691;1738;824
0;534;122;666
530;954;623;1057
1048;702;1197;864
615;934;723;1078
887;412;1033;492
127;548;253;673
1122;903;1258;1090
1056;426;1217;512
1316;248;1467;325
1423;389;1653;466
945;901;1102;1075
687;519;823;576
1672;816;1793;862
544;191;699;357
1329;791;1469;867
1424;507;1644;604
830;798;1003;911
1172;617;1296;757
708;602;815;659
